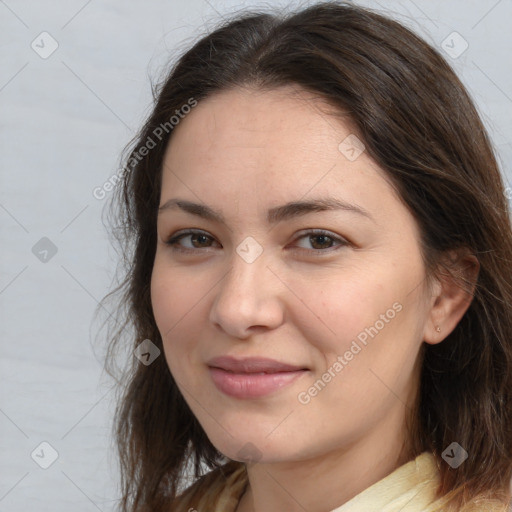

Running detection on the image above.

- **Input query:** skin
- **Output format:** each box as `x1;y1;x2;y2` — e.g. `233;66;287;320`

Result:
150;85;478;512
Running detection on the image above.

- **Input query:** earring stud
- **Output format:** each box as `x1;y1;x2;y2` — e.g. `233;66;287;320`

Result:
435;325;441;333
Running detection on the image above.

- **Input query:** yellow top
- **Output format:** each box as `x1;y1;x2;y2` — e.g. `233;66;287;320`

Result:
172;451;508;511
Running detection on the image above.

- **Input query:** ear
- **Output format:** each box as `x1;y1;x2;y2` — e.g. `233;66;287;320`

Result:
423;250;480;345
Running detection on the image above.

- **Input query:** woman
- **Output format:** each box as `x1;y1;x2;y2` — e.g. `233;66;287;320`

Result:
102;2;512;511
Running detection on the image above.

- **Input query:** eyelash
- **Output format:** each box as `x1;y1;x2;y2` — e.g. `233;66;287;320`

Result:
164;229;349;256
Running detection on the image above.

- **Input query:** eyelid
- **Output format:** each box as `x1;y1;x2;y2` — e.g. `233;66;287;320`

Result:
164;228;349;254
165;229;220;251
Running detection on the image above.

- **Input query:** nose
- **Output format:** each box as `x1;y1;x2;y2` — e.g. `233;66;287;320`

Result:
208;250;285;339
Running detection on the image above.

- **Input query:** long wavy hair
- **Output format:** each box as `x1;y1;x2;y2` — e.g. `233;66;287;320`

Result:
99;2;512;510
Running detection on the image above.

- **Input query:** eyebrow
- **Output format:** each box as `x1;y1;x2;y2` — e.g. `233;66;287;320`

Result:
158;197;374;224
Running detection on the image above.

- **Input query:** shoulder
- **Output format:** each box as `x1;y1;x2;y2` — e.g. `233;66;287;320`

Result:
170;461;247;512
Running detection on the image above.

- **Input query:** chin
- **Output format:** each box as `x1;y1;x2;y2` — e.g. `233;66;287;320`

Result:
206;429;304;465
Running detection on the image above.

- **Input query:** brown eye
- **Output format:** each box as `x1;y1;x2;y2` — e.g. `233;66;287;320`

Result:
165;230;220;251
164;229;348;255
293;230;348;253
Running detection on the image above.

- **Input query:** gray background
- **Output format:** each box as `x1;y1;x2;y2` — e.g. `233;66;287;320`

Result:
1;0;511;510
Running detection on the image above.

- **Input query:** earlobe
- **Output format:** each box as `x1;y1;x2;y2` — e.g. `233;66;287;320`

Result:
423;251;480;345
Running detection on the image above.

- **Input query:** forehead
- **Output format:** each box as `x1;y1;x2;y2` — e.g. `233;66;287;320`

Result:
165;86;376;175
159;86;400;219
165;85;352;161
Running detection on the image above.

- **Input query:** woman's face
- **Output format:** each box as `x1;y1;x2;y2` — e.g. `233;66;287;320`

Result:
151;86;435;464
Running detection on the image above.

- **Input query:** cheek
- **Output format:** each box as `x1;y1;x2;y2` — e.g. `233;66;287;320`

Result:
150;264;176;336
294;264;421;378
290;270;390;352
150;261;199;371
150;258;204;335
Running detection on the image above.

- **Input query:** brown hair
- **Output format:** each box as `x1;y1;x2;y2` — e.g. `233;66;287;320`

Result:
99;2;512;510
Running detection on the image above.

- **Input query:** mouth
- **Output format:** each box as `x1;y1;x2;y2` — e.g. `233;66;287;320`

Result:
207;356;309;399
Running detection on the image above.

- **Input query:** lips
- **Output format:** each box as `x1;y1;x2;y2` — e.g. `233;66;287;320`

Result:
208;356;307;374
207;356;309;399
